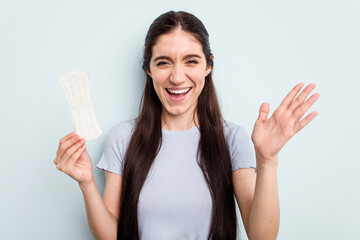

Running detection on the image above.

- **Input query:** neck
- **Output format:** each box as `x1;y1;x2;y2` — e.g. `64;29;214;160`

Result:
161;107;198;131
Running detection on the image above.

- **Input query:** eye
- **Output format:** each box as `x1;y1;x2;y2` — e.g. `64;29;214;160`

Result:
156;61;168;66
187;60;198;64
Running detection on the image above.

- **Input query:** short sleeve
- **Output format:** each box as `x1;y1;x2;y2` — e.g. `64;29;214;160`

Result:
224;122;256;172
96;120;136;175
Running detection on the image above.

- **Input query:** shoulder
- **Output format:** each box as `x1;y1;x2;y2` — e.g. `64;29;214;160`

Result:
223;120;251;144
97;119;137;175
107;118;137;142
223;120;256;171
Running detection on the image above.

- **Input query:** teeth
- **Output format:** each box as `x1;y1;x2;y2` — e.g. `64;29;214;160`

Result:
167;88;190;94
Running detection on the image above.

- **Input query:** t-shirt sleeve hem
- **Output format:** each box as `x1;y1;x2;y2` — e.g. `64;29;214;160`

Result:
232;165;256;172
96;162;123;176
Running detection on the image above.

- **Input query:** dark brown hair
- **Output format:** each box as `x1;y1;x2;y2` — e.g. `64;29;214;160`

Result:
118;11;237;239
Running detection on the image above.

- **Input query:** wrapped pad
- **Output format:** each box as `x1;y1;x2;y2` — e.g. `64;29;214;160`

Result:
60;71;102;140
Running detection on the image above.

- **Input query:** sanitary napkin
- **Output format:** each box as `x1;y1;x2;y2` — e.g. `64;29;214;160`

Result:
59;71;102;140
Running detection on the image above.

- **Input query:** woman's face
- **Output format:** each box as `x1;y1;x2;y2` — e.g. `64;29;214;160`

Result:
147;29;212;121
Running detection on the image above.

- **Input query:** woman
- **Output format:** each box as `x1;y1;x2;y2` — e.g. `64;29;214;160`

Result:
54;11;319;240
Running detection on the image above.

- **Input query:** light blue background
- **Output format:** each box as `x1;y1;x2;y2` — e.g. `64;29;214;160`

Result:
1;0;359;239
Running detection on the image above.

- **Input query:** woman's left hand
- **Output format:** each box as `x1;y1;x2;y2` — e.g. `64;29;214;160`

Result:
251;83;320;165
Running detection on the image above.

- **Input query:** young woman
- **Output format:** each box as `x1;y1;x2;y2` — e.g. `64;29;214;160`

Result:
54;11;319;240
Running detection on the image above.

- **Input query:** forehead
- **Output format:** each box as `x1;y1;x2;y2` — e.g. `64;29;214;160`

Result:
152;29;204;58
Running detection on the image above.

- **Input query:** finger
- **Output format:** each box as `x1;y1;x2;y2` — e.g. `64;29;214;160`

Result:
55;133;77;164
257;102;270;121
57;138;85;167
56;141;85;171
294;111;318;133
53;156;60;165
62;144;87;171
279;83;304;108
56;134;81;159
293;93;320;122
288;83;316;111
58;132;77;148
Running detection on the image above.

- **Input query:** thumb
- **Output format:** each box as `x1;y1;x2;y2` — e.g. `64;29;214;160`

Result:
257;102;270;121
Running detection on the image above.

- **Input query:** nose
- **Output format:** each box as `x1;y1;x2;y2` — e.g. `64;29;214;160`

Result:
169;64;186;85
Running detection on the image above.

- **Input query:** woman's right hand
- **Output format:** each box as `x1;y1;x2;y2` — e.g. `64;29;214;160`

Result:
54;132;94;186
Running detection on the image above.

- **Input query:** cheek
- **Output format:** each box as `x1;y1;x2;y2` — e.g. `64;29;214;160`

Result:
188;68;207;84
152;79;162;95
152;70;170;85
151;74;168;99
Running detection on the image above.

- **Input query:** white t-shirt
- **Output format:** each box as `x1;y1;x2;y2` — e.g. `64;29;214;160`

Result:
96;119;256;240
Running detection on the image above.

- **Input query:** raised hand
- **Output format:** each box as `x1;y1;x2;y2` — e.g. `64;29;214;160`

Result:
54;132;94;185
251;83;320;164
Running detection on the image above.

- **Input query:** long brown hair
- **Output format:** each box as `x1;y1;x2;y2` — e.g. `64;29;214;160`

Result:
118;11;237;239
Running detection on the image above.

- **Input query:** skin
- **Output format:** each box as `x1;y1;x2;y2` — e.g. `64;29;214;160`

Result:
234;82;319;239
53;29;320;240
147;28;212;131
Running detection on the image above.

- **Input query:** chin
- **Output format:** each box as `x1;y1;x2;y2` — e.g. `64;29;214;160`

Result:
164;105;191;116
168;108;187;116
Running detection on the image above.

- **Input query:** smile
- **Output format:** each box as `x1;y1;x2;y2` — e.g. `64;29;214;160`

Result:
165;87;192;102
166;87;191;94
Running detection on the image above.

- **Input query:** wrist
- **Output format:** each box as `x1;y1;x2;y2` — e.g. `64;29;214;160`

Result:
78;178;96;191
256;153;279;169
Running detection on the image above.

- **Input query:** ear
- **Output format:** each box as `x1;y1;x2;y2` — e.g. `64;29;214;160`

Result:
146;69;152;78
205;54;214;77
205;64;212;77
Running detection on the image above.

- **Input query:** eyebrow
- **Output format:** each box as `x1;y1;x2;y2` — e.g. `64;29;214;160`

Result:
153;54;202;62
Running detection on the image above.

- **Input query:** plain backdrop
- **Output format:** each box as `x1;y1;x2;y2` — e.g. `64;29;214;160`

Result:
1;0;359;239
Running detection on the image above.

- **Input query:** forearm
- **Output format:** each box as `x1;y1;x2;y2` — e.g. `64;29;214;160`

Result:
79;180;118;240
248;155;280;240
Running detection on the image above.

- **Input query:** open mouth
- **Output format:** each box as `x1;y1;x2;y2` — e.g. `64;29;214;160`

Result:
165;87;192;98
